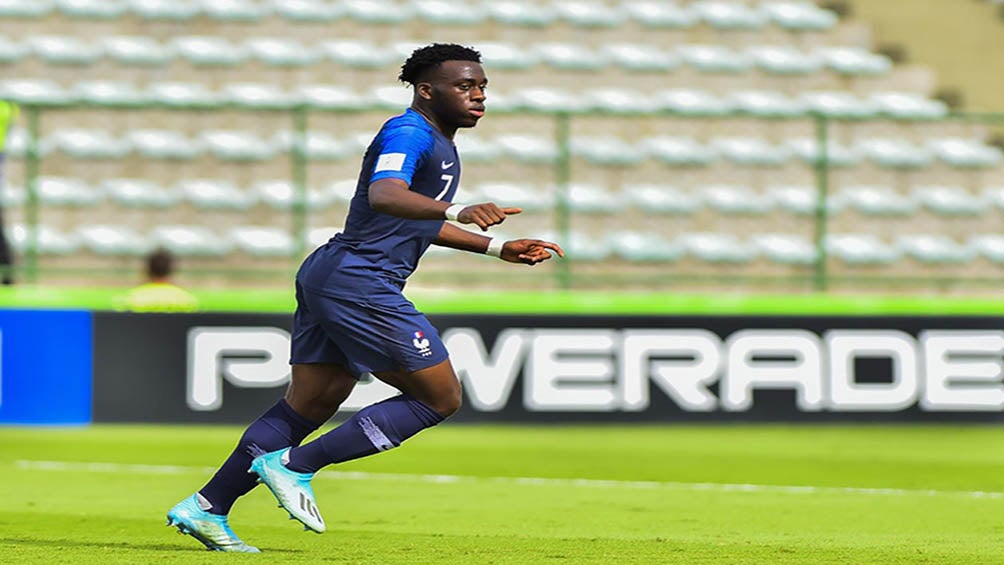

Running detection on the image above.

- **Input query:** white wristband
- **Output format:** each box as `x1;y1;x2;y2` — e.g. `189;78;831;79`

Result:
486;238;505;258
445;203;465;222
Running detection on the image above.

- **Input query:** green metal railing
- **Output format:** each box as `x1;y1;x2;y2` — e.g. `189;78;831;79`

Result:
9;101;1004;291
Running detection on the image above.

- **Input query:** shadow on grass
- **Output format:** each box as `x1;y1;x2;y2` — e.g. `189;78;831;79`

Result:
0;537;302;553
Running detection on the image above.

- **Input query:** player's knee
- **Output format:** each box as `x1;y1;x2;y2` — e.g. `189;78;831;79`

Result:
428;385;462;418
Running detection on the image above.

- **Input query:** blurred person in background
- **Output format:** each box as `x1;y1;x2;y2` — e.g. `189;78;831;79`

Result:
0;100;17;285
116;247;198;313
166;43;563;553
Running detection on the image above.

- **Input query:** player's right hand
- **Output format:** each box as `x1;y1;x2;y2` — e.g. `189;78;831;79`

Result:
457;203;522;231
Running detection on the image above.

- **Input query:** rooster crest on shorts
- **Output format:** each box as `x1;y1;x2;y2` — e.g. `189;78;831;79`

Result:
412;330;432;357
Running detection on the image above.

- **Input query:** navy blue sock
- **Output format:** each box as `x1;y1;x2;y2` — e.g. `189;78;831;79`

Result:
286;395;444;473
198;399;320;515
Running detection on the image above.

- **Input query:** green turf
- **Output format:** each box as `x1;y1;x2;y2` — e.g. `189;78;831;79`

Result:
2;286;1004;314
1;424;1002;563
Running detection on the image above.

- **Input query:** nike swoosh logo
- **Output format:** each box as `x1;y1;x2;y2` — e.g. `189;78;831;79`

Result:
441;161;454;169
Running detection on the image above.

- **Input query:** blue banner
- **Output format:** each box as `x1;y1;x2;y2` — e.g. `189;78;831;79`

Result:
0;309;92;424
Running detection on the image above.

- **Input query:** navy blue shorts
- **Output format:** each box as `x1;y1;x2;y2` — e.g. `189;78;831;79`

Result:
290;281;448;377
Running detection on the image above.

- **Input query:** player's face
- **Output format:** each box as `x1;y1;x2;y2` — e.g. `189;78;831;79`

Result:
428;60;488;130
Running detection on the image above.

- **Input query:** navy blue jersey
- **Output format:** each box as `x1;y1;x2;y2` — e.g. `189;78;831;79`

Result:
299;108;460;299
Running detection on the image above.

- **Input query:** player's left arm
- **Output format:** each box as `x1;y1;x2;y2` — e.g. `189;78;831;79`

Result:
433;223;564;265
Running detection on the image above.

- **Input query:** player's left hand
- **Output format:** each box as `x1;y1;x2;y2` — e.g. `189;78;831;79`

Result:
499;239;565;265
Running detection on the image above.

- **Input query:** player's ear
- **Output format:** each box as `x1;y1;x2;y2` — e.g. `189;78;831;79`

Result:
416;82;433;101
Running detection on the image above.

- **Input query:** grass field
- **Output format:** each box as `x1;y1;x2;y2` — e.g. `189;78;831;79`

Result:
1;424;1003;564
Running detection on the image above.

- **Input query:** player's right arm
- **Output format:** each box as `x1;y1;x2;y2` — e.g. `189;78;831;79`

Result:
369;178;521;231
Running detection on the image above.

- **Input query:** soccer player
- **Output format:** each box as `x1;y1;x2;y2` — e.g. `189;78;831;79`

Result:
167;43;564;552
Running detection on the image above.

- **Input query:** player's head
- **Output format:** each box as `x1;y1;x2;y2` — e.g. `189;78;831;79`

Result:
399;43;486;137
146;247;175;281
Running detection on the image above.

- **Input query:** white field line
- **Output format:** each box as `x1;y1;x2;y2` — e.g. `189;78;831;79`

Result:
13;459;1004;500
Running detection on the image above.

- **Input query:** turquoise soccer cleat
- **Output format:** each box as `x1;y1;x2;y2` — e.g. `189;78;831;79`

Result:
166;494;261;553
248;448;326;533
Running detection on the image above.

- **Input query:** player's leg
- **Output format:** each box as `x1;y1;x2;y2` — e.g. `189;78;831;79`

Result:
167;363;356;550
248;360;460;533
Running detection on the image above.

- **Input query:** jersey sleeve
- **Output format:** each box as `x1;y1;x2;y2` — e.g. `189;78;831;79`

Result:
370;123;435;186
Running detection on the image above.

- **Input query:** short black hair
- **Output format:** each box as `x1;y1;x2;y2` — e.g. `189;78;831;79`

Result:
398;43;482;86
146;247;175;279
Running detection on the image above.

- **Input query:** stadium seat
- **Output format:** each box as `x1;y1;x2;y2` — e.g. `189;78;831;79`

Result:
750;233;819;265
799;91;877;119
252;179;339;210
0;35;29;63
412;0;485;24
1;181;23;207
562;182;624;213
911;185;985;216
601;44;679;73
968;234;1004;264
129;0;200;21
767;184;844;215
101;178;181;208
581;88;643;114
199;130;277;162
245;38;321;68
677;232;757;263
128;129;204;160
170;36;247;67
177;179;256;210
710;137;790;167
0;0;53;18
28;36;102;66
759;1;837;31
642;136;717;166
200;0;269;22
506;87;585;113
307;226;342;248
495;134;559;164
620;1;697;29
785;137;861;167
477;181;555;212
2;127;35;158
623;184;703;214
294;84;364;110
8;223;80;255
895;234;975;264
816;46;892;76
837;185;917;216
982;186;1004;212
229;226;296;257
533;43;606;71
150;225;232;257
320;39;397;69
0;79;74;106
825;233;901;265
223;83;296;110
74;81;150;107
342;0;414;24
50;128;131;160
676;44;751;74
537;229;611;261
729;90;807;118
453;133;502;163
370;85;412;110
747;45;823;75
269;0;342;22
146;82;222;108
325;178;358;205
856;138;933;169
607;230;684;262
474;42;537;71
700;184;775;214
57;0;128;19
869;92;948;120
37;176;103;207
691;1;767;30
273;130;350;161
926;138;1003;168
569;135;643;166
486;0;555;27
553;1;624;28
77;224;151;256
654;89;732;117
